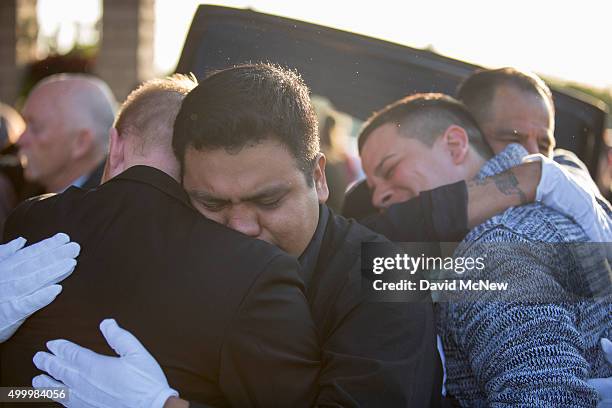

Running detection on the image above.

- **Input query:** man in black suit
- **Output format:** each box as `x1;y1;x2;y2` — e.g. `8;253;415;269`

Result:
2;74;321;407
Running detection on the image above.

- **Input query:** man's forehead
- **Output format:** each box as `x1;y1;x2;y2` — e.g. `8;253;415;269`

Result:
183;142;304;195
492;85;552;113
489;86;553;125
362;123;399;152
189;180;291;201
24;86;64;118
362;124;403;165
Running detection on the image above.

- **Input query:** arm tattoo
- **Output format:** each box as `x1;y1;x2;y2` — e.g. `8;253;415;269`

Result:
470;170;529;204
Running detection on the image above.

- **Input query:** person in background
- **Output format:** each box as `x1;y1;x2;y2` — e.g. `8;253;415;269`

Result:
0;103;24;150
313;99;361;212
0;103;26;232
17;74;116;193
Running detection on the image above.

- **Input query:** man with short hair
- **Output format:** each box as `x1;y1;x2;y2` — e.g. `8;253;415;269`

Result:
170;63;441;406
17;74;116;193
457;67;555;157
358;92;612;407
3;74;323;408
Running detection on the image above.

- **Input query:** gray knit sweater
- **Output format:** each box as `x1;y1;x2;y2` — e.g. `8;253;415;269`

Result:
437;144;612;407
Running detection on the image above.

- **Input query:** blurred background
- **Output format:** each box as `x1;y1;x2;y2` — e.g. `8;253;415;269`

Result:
2;0;610;104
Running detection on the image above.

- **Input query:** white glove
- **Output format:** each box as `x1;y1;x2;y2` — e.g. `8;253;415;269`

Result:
32;318;178;408
0;233;80;342
587;338;612;408
524;154;612;242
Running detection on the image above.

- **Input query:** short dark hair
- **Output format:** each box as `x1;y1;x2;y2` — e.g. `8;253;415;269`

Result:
456;67;554;124
358;93;491;158
172;63;319;183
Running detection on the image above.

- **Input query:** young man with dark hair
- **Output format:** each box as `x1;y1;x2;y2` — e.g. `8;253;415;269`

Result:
171;63;442;406
358;92;612;407
358;93;492;209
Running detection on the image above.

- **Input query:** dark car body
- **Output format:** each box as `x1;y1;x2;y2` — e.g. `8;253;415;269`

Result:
177;5;608;176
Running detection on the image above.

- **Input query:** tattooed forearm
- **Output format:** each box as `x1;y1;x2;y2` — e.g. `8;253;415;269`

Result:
469;170;529;204
491;170;528;204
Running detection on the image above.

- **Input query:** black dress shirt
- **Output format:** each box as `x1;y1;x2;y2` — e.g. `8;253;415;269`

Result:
296;205;442;407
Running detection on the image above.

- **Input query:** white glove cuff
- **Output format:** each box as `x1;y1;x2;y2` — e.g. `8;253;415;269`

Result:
522;153;551;203
152;387;179;408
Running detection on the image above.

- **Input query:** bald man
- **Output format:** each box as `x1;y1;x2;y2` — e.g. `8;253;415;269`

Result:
18;74;116;193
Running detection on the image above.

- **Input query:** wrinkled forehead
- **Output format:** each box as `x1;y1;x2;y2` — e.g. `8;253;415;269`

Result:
493;85;553;117
489;86;554;130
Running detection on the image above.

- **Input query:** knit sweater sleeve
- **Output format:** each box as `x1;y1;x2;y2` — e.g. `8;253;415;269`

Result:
441;226;599;407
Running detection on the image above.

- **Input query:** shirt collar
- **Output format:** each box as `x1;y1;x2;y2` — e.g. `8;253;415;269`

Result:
298;204;329;279
70;173;89;189
476;143;529;180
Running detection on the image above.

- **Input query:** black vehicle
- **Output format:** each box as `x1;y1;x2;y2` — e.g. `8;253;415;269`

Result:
177;5;608;176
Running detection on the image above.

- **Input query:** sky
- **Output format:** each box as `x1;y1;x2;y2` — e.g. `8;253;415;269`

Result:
37;0;612;90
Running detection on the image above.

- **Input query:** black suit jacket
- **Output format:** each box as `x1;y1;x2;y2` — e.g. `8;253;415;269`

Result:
342;179;469;242
297;205;442;407
1;166;320;407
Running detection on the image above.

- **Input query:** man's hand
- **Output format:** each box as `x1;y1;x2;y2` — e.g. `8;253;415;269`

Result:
587;338;612;408
32;319;178;408
525;154;612;242
0;233;80;342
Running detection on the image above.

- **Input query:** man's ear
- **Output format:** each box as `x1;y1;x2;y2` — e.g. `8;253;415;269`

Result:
70;129;94;160
442;125;469;165
105;127;126;180
312;153;329;203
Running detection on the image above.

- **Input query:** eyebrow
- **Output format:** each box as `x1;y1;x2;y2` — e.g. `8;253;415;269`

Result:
188;184;290;203
494;128;524;137
374;153;397;177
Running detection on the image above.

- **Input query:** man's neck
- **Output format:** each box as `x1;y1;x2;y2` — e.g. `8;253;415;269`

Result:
124;151;180;182
464;150;488;181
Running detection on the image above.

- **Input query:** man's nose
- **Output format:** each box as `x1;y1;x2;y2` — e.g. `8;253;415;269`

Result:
372;187;394;210
226;208;261;238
